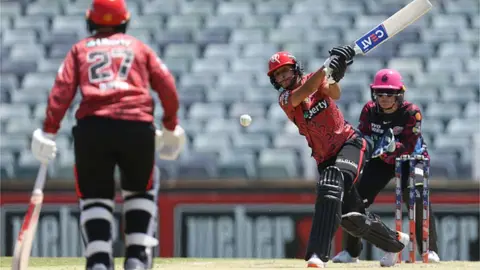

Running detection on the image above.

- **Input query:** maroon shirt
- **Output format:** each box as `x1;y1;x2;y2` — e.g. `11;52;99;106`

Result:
279;73;355;164
43;32;179;134
358;100;429;164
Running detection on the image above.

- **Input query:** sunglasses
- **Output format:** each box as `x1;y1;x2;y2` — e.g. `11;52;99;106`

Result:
375;93;397;97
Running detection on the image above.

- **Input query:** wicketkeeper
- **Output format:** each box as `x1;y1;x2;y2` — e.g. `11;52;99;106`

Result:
332;68;440;263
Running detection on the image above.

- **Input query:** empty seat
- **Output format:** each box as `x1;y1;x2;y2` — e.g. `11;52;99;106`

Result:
258;149;298;179
347;58;384;73
434;135;471;153
278;15;314;28
204;118;241;134
177;152;218;180
26;2;61;17
231;133;270;152
142;0;177;15
269;28;304;44
10;90;47;105
427;58;463;73
0;104;30;121
2;29;36;46
230;29;265;44
4;118;39;135
155;29;192;45
15;151;43;179
398;43;434;57
431;15;468;29
205;14;242;28
231;58;264;72
129;15;163;30
0;74;18;92
446;118;480;134
191;58;228;73
466;59;479;73
0;2;21;16
179;72;215;89
37;58;64;73
281;43;316;60
188;103;226;120
444;0;479;14
255;1;290;15
242;15;276;29
440;87;477;104
229;103;265;118
162;57;190;74
244;117;284;136
193;133;231;154
177;87;205;105
166;15;203;30
0;152;15;179
331;0;365;15
204;44;240;58
421;28;459;43
0;135;29;153
454;73;479;88
243;43;278;58
217;2;252;15
464;102;480;118
267;103;286;121
388;58;423;75
244;87;279;105
217;72;255;87
420;119;444;135
217;154;257;179
22;72;56;90
14;15;49;34
179;0;215;15
195;28;230;45
273;134;306;151
415;72;452;87
54;149;75;179
304;29;341;45
406;88;439;106
425;103;461;120
206;88;245;104
438;43;473;57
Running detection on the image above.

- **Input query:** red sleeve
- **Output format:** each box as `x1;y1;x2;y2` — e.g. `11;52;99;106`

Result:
279;89;295;115
357;103;372;136
43;48;79;134
146;47;179;131
389;106;423;158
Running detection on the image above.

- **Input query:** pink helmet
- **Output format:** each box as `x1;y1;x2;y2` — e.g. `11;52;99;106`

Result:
370;69;405;91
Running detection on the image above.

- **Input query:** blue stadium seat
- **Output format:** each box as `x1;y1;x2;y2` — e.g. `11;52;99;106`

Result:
142;0;178;15
2;29;37;46
192;58;228;73
15;151;41;179
156;29;192;45
26;2;61;17
420;119;444;135
464;102;480;118
231;58;264;72
188;102;226;120
273;134;306;152
10;90;47;105
278;15;314;29
269;28;304;44
230;29;265;44
205;14;242;28
454;73;479;88
281;43;316;61
204;44;240;58
244;87;278;105
178;87;205;106
179;0;215;15
398;43;435;57
440;87;477;104
0;152;16;179
0;104;30;121
405;88;438;106
179;72;215;89
22;72;56;90
217;2;252;15
242;15;277;29
304;29;341;45
255;1;290;15
4;118;39;136
164;44;199;59
446;118;480;135
204;118;241;134
229;102;265;118
54;149;75;179
243;43;278;58
193;133;231;155
0;74;18;92
162;57;190;74
425;103;462;120
218;153;257;179
258;149;299;179
206;88;245;104
217;72;256;87
231;133;270;152
177;152;218;180
0;2;21;17
427;58;463;73
166;15;203;30
244;117;284;137
195;28;230;45
431;15;468;29
0;135;29;153
37;58;64;73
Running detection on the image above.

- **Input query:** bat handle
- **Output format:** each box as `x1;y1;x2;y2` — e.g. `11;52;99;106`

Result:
352;44;364;56
32;164;48;192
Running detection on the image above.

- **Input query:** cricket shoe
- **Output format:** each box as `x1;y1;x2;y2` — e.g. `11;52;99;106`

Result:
380;231;410;267
124;258;149;270
427;250;440;263
87;264;113;270
307;253;327;268
332;250;360;263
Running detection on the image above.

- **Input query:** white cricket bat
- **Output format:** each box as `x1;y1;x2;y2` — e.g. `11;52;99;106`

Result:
12;164;48;270
353;0;433;55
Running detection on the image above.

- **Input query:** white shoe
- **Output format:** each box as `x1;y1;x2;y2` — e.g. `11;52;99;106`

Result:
307;253;327;268
332;250;360;263
427;250;440;263
380;232;410;267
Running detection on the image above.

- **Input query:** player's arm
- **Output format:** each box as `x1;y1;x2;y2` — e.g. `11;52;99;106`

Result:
357;103;372;136
290;67;328;107
390;108;423;157
147;49;179;131
323;83;341;100
43;48;79;134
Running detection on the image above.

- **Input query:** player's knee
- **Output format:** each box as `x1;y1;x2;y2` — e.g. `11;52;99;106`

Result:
80;199;115;256
317;166;344;201
122;190;158;248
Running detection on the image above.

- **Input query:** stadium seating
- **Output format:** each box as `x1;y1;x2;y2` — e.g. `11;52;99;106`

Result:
0;0;478;181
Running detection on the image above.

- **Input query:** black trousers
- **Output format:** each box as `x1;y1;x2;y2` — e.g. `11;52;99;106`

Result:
343;158;439;256
72;116;156;199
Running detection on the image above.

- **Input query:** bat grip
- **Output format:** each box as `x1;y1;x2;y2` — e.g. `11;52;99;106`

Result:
32;164;48;193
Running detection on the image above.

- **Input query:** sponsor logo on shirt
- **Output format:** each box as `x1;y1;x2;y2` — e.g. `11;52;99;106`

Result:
303;99;328;120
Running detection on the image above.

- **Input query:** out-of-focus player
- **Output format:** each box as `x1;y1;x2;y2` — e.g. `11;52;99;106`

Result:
332;69;440;263
268;48;410;268
29;0;185;269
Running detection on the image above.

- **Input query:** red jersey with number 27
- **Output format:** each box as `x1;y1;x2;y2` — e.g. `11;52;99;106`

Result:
43;32;179;134
278;73;355;164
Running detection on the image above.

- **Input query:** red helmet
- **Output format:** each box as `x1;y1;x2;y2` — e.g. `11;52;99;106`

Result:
86;0;130;26
267;51;298;76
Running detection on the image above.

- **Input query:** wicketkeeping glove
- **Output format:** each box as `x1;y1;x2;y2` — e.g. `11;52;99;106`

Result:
372;128;396;159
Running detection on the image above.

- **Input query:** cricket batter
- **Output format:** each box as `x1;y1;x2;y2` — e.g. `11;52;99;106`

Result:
268;47;410;268
332;68;440;263
30;1;185;269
